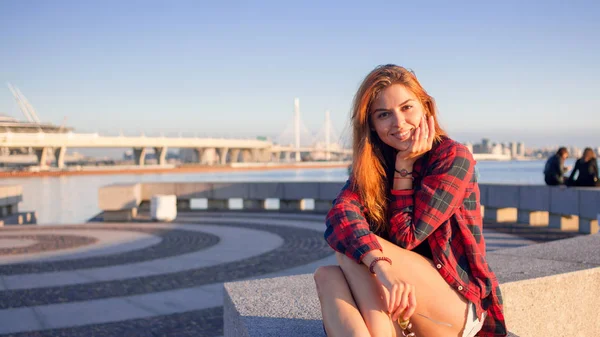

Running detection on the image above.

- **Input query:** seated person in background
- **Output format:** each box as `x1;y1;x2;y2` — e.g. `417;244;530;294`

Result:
567;147;599;187
544;147;569;186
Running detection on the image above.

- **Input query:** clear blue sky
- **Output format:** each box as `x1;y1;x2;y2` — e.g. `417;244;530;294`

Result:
1;0;598;148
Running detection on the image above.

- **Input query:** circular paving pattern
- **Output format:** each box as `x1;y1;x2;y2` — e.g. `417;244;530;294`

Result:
0;213;334;337
0;212;543;337
0;226;220;275
0;234;98;256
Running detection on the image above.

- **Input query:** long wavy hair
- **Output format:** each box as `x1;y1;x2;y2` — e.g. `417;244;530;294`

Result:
583;147;596;162
350;64;447;232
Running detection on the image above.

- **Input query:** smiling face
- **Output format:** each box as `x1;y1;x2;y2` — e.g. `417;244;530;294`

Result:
370;84;426;152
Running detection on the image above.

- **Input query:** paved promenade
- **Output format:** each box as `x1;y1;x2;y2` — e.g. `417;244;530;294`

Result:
0;212;545;336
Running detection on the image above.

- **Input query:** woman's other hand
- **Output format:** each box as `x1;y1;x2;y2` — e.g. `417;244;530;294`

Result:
373;262;417;322
396;115;435;166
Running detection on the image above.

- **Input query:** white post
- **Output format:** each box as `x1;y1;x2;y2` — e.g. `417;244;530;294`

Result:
294;98;300;162
325;110;331;161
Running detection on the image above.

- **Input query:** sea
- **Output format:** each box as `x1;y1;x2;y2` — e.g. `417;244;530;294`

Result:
0;159;577;225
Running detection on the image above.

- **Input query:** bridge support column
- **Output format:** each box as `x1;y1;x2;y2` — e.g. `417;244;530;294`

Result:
133;148;147;166
34;147;50;169
194;148;205;164
251;149;260;162
53;146;66;169
272;151;281;162
283;151;291;162
216;147;229;165
241;149;252;163
260;149;271;162
154;147;168;166
229;149;240;163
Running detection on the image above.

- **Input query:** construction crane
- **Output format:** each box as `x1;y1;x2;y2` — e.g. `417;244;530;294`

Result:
7;83;42;124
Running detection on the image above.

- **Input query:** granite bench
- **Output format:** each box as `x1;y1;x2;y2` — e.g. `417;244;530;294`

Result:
224;234;600;337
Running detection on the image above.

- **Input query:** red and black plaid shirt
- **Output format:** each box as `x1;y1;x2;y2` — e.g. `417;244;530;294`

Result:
325;137;507;336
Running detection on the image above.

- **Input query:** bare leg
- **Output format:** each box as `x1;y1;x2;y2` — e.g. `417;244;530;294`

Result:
314;265;371;337
337;235;469;337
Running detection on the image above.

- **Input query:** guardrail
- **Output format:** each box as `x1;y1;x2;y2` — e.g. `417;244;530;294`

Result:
98;182;600;234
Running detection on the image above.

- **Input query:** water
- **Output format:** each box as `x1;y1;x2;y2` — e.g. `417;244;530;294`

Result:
1;159;575;225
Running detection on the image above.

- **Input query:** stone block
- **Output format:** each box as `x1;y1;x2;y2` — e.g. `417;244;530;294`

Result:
141;183;177;201
0;185;21;207
518;185;550;211
224;274;323;337
485;184;520;208
150;195;177;222
176;199;191;211
548;214;579;231
483;207;517;223
102;208;137;222
248;183;284;200
212;183;250;199
516;210;548;226
224;235;600;337
314;200;333;213
207;199;228;210
175;182;213;199
98;183;141;211
279;200;304;212
243;199;265;211
317;182;346;201
478;184;489;206
549;187;578;215
282;183;319;200
578;188;600;220
578;218;599;234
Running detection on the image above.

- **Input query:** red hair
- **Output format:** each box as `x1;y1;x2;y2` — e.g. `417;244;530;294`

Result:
350;64;447;232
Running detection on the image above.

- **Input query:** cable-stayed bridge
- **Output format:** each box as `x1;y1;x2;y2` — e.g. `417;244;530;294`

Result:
1;91;351;169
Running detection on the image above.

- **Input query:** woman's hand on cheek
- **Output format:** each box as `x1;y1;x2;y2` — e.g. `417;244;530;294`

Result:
396;115;435;165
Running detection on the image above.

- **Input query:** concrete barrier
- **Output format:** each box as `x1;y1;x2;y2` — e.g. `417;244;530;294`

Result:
484;184;519;223
224;234;600;337
98;183;141;221
0;185;36;226
98;182;600;234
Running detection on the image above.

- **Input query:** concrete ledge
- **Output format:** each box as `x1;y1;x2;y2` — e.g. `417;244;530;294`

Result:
0;185;23;207
98;183;141;211
102;208;138;222
0;211;37;226
224;235;600;337
98;182;600;234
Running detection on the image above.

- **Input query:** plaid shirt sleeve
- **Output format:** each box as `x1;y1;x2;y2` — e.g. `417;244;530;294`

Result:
388;143;474;249
324;180;382;263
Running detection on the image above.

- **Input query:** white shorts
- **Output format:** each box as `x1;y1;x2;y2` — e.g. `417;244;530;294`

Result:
462;302;487;337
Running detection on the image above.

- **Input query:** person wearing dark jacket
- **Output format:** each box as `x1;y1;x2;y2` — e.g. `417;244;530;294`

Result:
567;148;599;187
544;147;569;186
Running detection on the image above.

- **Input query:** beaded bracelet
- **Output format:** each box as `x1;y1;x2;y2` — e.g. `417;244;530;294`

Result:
368;256;392;274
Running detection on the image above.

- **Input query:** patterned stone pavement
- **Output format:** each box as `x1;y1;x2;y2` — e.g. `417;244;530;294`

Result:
0;212;551;337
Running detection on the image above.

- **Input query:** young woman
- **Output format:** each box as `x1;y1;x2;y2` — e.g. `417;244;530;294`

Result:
314;64;507;337
567;147;599;187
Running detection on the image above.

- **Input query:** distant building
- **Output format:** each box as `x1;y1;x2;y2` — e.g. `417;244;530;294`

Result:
481;138;491;153
491;143;503;155
517;142;525;157
509;142;518;158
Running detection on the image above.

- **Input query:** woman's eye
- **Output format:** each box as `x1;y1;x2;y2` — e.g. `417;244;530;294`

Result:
377;111;389;118
401;105;413;111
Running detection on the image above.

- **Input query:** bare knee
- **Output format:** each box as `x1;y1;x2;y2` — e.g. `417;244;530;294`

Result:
313;265;343;295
